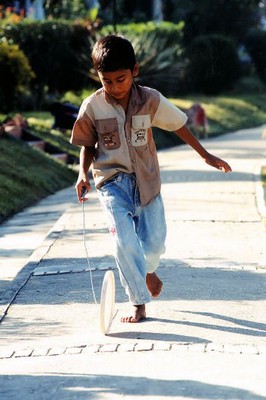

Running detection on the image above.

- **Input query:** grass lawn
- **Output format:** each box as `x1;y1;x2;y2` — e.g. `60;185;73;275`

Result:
172;94;266;135
262;166;266;225
0;134;77;223
0;92;266;223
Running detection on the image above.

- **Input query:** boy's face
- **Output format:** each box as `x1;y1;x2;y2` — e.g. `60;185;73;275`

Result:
97;64;139;105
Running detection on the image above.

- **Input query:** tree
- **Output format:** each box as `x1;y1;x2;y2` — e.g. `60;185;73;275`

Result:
173;0;261;45
44;0;89;19
98;0;153;24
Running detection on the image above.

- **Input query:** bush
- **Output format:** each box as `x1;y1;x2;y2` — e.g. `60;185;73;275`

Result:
0;41;34;112
185;34;241;95
0;20;92;107
245;29;266;85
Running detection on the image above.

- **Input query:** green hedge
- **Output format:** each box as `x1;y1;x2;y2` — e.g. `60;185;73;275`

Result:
245;29;266;85
0;41;34;112
0;20;92;107
185;34;241;95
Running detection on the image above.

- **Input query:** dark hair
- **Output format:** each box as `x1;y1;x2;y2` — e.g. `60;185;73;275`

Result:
92;34;136;72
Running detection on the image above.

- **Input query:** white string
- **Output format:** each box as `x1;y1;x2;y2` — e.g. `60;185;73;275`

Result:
82;201;98;304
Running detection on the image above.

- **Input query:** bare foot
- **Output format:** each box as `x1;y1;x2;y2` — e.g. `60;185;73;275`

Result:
146;272;163;298
121;304;146;323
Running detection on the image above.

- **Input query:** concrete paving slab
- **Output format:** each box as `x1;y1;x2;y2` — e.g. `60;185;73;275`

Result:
0;186;77;297
0;264;265;354
0;352;266;399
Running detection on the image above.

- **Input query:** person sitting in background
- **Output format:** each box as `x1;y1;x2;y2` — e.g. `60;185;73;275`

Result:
50;102;79;131
0;114;28;139
187;103;208;138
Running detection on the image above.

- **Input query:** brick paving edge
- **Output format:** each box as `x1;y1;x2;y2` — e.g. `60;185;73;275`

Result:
1;342;265;360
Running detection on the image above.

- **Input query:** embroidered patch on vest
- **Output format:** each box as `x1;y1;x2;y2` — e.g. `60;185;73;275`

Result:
102;132;118;149
131;115;150;147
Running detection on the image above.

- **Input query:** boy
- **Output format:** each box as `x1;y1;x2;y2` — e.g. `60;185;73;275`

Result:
70;34;232;323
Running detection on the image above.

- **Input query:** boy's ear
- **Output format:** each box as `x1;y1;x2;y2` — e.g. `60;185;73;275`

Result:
133;63;139;78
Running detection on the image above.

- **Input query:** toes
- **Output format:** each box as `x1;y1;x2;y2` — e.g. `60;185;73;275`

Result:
121;316;137;323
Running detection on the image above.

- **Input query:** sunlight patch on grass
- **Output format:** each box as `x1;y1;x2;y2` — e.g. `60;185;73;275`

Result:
169;94;266;136
27;115;53;129
262;166;266;187
169;98;194;110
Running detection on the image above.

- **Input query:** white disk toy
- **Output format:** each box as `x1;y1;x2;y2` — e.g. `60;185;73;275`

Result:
100;270;116;335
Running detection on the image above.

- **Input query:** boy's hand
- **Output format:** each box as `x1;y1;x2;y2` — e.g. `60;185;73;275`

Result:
75;179;91;203
204;153;232;173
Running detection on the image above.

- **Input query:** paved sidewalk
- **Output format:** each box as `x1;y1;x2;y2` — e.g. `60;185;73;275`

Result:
0;125;266;399
0;186;77;301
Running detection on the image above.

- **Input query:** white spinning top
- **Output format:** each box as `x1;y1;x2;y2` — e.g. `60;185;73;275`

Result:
100;270;116;335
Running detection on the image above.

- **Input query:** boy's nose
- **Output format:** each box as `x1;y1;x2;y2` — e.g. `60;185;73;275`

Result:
110;85;120;95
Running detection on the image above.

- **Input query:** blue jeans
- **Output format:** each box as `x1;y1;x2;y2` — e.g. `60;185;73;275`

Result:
98;173;166;305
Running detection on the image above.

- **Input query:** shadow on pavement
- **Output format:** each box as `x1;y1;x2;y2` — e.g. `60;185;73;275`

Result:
0;374;265;400
160;168;257;184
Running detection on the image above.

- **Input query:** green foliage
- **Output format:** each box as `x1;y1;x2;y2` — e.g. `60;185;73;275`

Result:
175;0;261;45
44;0;93;20
261;166;266;182
261;165;266;224
245;29;266;84
0;41;34;112
98;0;262;37
99;21;184;40
0;135;77;223
98;0;152;25
0;20;91;107
60;88;96;106
185;34;241;95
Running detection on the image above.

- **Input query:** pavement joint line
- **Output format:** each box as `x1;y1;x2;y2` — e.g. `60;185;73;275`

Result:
32;266;116;276
0;343;264;359
161;264;266;272
169;219;263;223
30;264;266;277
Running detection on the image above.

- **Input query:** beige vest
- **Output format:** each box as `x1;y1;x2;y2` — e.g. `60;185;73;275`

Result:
70;83;187;206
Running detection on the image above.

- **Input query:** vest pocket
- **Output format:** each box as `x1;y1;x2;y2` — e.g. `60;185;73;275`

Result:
131;115;151;147
95;118;121;150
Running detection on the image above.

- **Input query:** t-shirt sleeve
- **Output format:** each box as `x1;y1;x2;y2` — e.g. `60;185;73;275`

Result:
70;102;97;147
152;93;188;131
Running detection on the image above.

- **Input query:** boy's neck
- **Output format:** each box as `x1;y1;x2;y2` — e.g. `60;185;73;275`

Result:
115;93;130;112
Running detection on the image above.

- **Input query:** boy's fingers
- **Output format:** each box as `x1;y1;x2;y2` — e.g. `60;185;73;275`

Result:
79;183;91;202
218;162;232;173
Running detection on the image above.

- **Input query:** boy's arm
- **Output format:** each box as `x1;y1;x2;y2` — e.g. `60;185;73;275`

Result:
75;146;96;203
175;125;232;172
